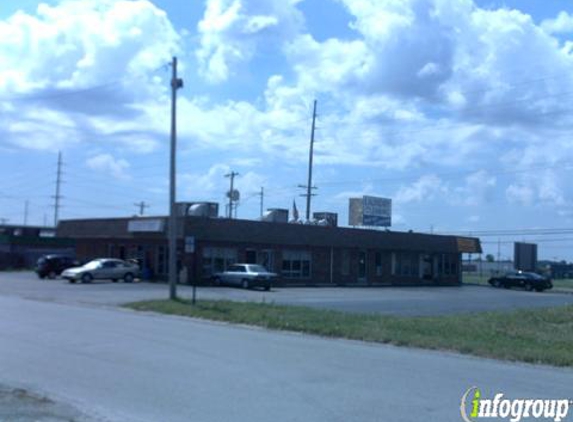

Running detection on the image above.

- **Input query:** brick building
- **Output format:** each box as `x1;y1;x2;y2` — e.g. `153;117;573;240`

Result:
57;215;481;286
0;225;75;269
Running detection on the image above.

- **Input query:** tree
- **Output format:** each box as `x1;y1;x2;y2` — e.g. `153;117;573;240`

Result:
485;254;495;262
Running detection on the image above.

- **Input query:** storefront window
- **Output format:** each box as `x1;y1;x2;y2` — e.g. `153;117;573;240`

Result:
392;252;420;277
282;250;311;279
375;252;383;276
202;247;237;276
341;250;350;276
156;246;167;275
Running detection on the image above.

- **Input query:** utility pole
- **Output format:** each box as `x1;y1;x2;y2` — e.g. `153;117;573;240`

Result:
23;200;29;226
134;201;150;216
168;56;183;301
225;171;239;218
298;100;318;221
53;151;63;227
258;186;264;218
497;238;501;274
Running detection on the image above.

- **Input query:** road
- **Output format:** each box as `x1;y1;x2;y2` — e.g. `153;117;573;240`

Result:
2;271;573;316
0;293;572;422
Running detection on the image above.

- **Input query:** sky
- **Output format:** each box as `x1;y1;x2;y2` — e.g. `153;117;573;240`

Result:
1;0;573;262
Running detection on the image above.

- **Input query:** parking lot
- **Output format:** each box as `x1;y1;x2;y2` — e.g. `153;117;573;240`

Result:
2;271;573;316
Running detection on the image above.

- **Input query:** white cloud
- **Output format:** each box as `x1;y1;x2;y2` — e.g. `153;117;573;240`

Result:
467;215;480;223
0;0;180;151
541;11;573;34
86;153;130;180
453;170;497;206
506;184;534;206
180;164;266;207
196;0;304;83
394;175;448;204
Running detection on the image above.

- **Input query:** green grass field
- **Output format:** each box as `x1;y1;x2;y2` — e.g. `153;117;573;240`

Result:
126;299;573;367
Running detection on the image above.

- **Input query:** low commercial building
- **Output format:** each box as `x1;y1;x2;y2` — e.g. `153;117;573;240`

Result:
57;215;481;286
0;225;75;269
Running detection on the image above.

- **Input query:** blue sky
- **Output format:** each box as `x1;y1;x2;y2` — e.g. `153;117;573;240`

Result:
1;0;573;262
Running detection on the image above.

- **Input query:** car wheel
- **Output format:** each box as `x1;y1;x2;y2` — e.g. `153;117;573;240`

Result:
264;284;270;291
111;279;118;283
241;279;250;289
492;280;501;288
81;273;93;284
535;287;544;292
68;279;76;284
213;277;221;286
123;273;134;283
38;274;46;279
524;283;534;292
48;271;57;280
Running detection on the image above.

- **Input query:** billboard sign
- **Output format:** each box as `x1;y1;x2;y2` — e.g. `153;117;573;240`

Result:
514;242;537;272
362;196;392;227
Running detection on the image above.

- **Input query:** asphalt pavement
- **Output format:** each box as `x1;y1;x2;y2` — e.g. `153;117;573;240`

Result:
0;294;572;422
1;271;573;316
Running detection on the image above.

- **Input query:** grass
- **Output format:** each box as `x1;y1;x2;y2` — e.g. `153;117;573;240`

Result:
125;299;573;367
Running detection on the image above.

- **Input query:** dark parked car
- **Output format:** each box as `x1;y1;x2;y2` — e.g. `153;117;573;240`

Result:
213;264;277;290
488;271;553;292
36;255;78;279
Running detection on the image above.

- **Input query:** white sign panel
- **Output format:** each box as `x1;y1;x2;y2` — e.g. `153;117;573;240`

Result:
127;219;165;233
362;196;392;227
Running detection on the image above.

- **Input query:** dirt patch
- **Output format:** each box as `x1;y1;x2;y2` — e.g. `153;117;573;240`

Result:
0;386;92;422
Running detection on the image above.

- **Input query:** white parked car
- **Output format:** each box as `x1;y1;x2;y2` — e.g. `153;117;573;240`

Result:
61;258;139;284
213;264;277;290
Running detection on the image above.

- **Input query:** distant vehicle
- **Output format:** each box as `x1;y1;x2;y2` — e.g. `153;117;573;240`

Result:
61;258;139;284
488;271;553;292
213;264;277;290
35;255;78;279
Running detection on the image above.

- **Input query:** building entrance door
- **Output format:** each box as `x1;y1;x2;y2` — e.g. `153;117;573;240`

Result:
245;249;257;264
358;250;367;283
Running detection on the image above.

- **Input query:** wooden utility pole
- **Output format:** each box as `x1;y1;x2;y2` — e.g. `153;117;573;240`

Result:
134;201;150;216
298;100;318;221
53;152;63;227
225;171;239;218
24;200;29;226
259;187;264;218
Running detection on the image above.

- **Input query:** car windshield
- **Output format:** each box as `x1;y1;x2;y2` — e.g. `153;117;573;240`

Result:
83;260;102;270
247;265;267;273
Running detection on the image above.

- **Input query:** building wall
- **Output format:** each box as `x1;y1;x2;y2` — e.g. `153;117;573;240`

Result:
69;237;463;286
58;216;474;286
